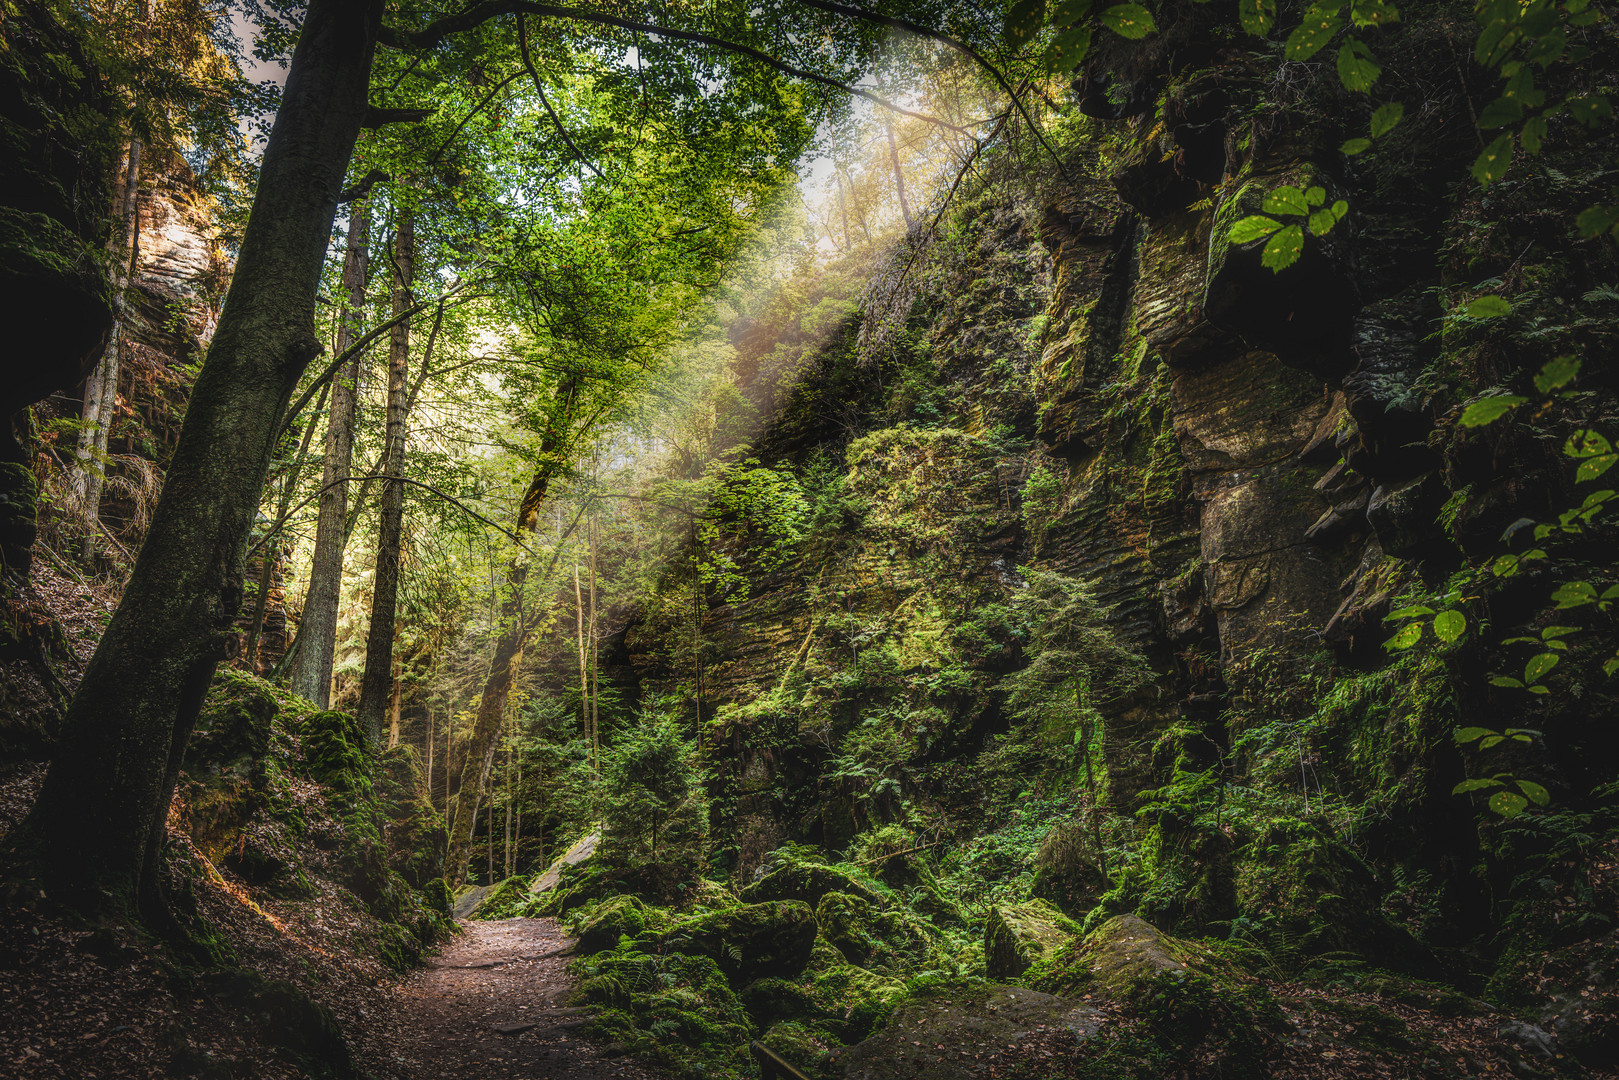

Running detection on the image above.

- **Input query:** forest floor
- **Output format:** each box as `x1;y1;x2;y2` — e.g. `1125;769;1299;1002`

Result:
388;916;665;1080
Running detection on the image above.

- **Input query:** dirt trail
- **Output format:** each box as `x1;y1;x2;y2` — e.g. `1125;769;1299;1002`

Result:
389;917;664;1080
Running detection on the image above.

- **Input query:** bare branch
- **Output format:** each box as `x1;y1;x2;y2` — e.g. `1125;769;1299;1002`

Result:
518;13;605;179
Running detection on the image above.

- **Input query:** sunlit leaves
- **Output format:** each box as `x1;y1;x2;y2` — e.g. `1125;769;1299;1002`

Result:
1534;354;1579;394
1341;137;1373;155
1349;0;1399;27
1229;215;1284;243
1567;429;1617;482
1433;609;1466;643
1239;0;1276;37
1458;395;1524;427
1309;199;1349;235
1101;3;1157;38
1466;295;1512;318
1006;0;1047;44
1336;39;1381;91
1385;621;1423;651
1286;4;1343;59
1472;133;1514;186
1261;225;1304;270
1263;185;1311;215
1370;101;1403;136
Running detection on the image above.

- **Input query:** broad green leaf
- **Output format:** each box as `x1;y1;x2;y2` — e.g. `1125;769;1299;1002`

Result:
1493;554;1519;577
1262;225;1305;271
1577;456;1618;482
1482;735;1504;748
1263;185;1310;215
1304;186;1327;207
1577;204;1619;239
1006;0;1047;45
1240;0;1276;37
1286;7;1343;59
1552;581;1597;609
1489;676;1525;688
1521;115;1547;155
1605;655;1619;677
1541;626;1580;640
1385;605;1437;620
1524;652;1559;684
1370;101;1404;136
1349;0;1399;27
1565;94;1614;126
1516;780;1550;806
1477;96;1523;129
1489;790;1529;817
1308;205;1346;235
1337;39;1381;91
1528;684;1551;695
1466;295;1512;318
1458;395;1525;426
1452;778;1502;793
1455;727;1494;743
1341;137;1373;155
1534;354;1579;394
1386;621;1423;650
1564;428;1610;458
1433;609;1466;643
1101;3;1156;38
1229;215;1284;243
1044;25;1093;70
1472;133;1514;187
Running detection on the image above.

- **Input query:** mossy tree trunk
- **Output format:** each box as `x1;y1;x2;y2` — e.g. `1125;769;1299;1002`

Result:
23;0;382;917
287;198;371;707
356;212;413;745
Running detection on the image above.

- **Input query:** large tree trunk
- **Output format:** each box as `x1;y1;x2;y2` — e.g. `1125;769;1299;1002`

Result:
23;0;382;918
287;198;371;706
356;212;413;744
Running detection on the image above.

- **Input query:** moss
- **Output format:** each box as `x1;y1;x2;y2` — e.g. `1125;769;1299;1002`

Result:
578;948;754;1080
760;1021;836;1080
474;875;534;921
741;860;881;907
570;894;670;952
804;961;906;1041
984;898;1080;979
739;976;815;1028
667;899;818;983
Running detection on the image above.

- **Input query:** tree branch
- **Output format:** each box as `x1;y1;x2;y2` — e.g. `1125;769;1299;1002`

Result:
249;473;533;557
519;13;604;179
277;301;431;439
380;2;972;135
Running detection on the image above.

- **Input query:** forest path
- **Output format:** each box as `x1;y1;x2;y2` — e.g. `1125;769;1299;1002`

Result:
387;917;664;1080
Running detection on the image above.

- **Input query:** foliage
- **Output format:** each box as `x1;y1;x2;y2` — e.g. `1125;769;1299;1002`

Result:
599;712;707;871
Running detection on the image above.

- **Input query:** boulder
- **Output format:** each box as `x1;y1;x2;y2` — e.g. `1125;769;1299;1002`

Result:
671;900;818;983
572;894;661;953
840;985;1100;1080
984;899;1079;979
741;861;880;907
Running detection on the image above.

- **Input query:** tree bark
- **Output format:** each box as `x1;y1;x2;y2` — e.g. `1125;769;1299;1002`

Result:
70;133;143;559
356;212;413;745
287;199;371;706
874;73;912;230
24;0;382;917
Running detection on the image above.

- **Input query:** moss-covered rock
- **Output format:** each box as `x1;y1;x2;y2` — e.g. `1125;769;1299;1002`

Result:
740;976;816;1029
474;876;535;921
376;744;445;889
669;900;818;983
572;894;667;952
804;962;906;1042
815;890;939;973
984;898;1080;979
742;861;880;907
760;1021;837;1080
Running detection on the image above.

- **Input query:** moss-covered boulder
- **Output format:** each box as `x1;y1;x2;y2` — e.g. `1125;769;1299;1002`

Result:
474;876;535;921
376;744;445;889
984;898;1079;979
740;976;816;1028
759;1021;837;1080
840;984;1101;1080
669;900;818;983
572;894;668;952
741;861;880;907
804;961;906;1042
815;890;939;973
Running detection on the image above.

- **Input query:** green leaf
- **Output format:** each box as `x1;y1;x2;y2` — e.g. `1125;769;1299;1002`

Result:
1576;204;1619;239
1229;215;1284;243
1261;225;1305;271
1527;684;1550;695
1564;429;1610;458
1100;3;1157;38
1472;133;1514;187
1455;727;1494;743
1578;456;1617;482
1604;655;1619;678
1433;609;1466;643
1521;115;1547;155
1534;355;1579;394
1349;0;1399;27
1552;581;1597;609
1490;676;1525;688
1477;96;1523;129
1453;778;1503;794
1386;621;1423;650
1240;0;1276;37
1286;6;1344;59
1565;94;1614;127
1493;554;1520;577
1602;585;1619;600
1524;652;1559;684
1308;200;1349;236
1263;185;1310;216
1044;25;1093;70
1489;790;1529;818
1516;780;1550;806
1370;101;1404;137
1006;0;1047;44
1341;136;1373;155
1541;626;1580;640
1466;295;1512;318
1304;186;1327;207
1458;395;1525;426
1385;604;1436;620
1337;39;1381;92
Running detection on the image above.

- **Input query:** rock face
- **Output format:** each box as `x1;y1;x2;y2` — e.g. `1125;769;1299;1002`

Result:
839;985;1101;1080
983;900;1078;980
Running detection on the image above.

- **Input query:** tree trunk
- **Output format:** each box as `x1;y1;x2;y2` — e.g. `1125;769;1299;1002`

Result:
24;0;382;918
70;134;143;560
356;212;413;745
874;73;912;230
287;199;371;706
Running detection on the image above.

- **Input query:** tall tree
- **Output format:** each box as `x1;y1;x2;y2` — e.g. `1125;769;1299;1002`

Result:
287;198;372;707
357;211;414;744
22;0;384;917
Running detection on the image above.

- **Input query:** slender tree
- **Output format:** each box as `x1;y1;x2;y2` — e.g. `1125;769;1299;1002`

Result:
288;198;372;706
